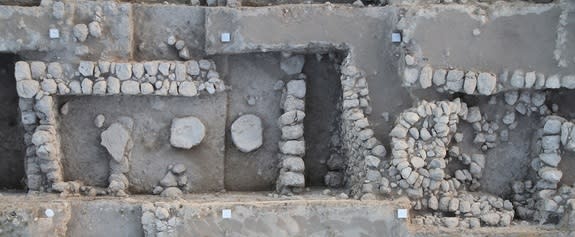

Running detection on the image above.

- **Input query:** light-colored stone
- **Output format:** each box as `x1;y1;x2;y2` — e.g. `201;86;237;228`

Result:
175;63;186;81
281;124;304;140
280;140;305;156
287;80;306;99
140;82;154;95
280;55;305;75
107;77;120;94
231;114;263;153
94;114;105;128
160;187;182;198
121;81;140;95
510;70;525;88
93;80;106;95
546;75;561;89
446;70;464;91
525;71;536;88
69;80;81;94
186;60;200;76
278;171;305;188
404;68;419;85
432;69;446;86
115;63;132;80
73;24;88;42
15;62;32;81
179;81;197;97
88;21;102;38
278;110;305;126
47;62;63;79
100;123;131;162
539;167;562;183
170;116;206;149
81;78;93;94
17;80;39;98
30;62;46;79
544;119;562;134
144;62;158;76
477;72;496;95
539;153;561;167
283;157;305;172
132;63;144;79
466;107;481;123
463;72;477;94
41;79;57;94
78;61;94;77
561;75;575;89
419;65;433;89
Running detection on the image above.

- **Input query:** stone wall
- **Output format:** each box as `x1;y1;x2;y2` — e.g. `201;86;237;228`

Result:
276;77;307;194
512;115;575;224
14;59;225;194
338;55;387;199
403;58;575;95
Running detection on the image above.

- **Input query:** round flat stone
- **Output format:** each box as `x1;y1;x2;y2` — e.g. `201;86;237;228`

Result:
170;116;206;149
231;114;263;152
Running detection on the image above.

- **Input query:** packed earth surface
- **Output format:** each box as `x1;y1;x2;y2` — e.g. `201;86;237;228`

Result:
0;0;574;236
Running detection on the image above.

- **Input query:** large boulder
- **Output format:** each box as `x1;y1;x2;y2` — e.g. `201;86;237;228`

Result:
101;123;132;162
280;55;305;75
170;116;206;149
231;114;263;152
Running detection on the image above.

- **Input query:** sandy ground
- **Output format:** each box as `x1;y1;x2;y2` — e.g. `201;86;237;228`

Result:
58;95;227;193
133;5;206;60
411;6;573;75
0;191;568;237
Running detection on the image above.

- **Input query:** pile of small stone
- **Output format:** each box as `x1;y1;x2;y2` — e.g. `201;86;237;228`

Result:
276;78;306;195
100;117;134;197
153;164;189;198
166;35;191;60
414;192;514;228
337;57;386;200
461;104;503;151
142;203;182;236
512;115;575;223
503;90;550;118
71;6;104;56
388;99;467;200
402;58;575;95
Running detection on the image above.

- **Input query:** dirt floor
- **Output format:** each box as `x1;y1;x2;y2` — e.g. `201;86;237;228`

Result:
303;53;344;186
58;95;227;193
0;53;25;190
222;53;284;191
411;7;573;75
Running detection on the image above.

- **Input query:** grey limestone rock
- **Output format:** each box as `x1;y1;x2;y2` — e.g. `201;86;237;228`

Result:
170;116;206;149
231;114;263;153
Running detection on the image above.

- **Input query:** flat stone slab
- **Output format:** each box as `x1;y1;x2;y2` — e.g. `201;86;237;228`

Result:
231;114;263;153
101;122;132;162
170;116;206;149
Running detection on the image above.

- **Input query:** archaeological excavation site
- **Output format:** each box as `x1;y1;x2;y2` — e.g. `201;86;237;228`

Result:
0;0;574;236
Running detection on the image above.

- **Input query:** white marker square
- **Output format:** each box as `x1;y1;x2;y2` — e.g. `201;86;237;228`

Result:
222;209;232;219
49;29;60;39
397;209;408;219
221;33;231;43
